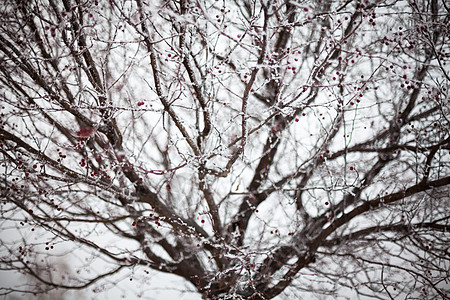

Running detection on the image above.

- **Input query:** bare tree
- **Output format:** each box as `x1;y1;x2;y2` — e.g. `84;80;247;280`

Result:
1;0;449;299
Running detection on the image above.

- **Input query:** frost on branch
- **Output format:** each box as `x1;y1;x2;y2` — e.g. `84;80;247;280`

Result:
0;0;449;299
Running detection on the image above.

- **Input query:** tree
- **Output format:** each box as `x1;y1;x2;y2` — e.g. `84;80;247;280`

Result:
0;0;449;299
